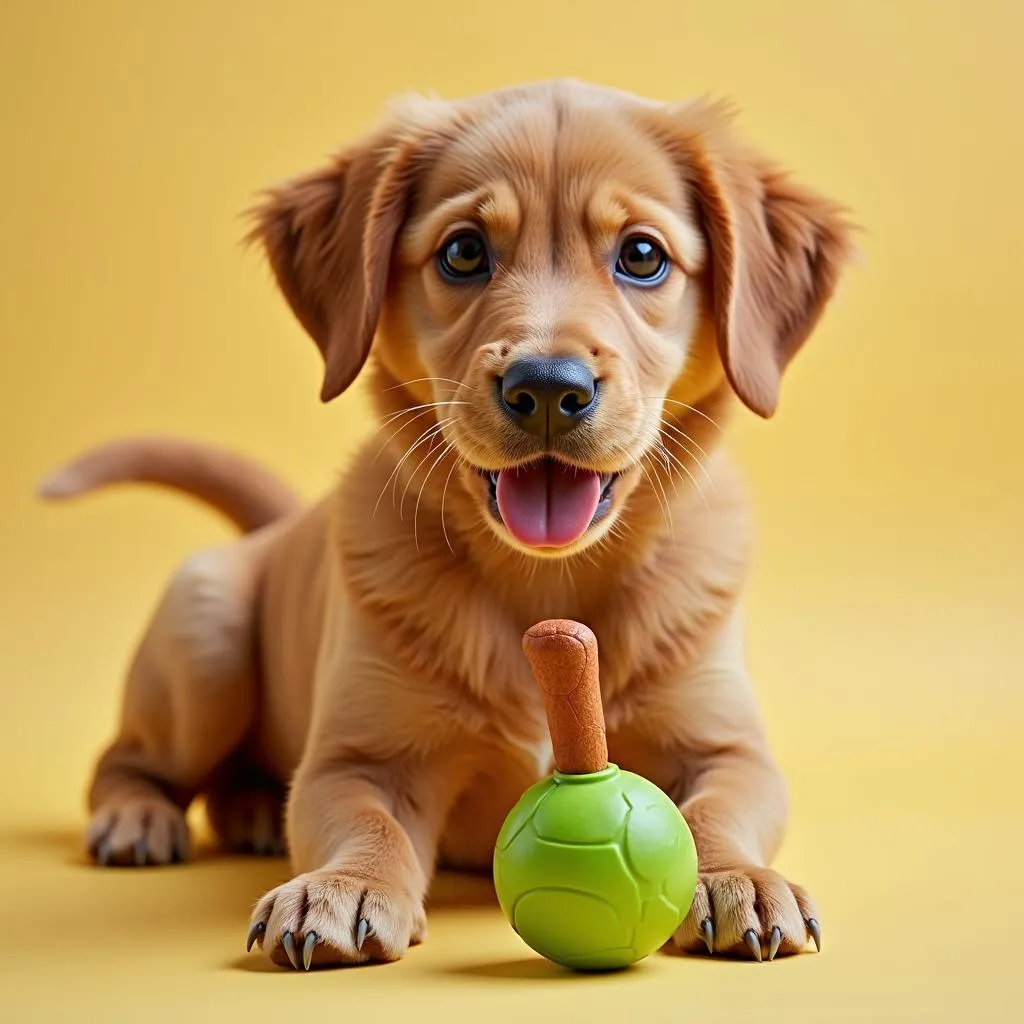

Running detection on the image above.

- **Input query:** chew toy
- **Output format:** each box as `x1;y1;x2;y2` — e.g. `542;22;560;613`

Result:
492;619;699;971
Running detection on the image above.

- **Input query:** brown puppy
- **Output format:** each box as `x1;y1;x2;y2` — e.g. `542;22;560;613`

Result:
41;80;853;968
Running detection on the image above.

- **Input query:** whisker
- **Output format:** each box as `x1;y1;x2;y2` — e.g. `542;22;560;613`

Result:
652;441;680;495
398;419;455;515
381;376;476;395
646;452;676;532
377;399;471;431
370;400;471;457
656;439;710;510
373;406;438;463
607;522;632;545
639;454;673;539
660;435;715;502
642;396;723;433
414;439;457;553
373;417;454;517
394;419;453;512
606;518;634;541
439;452;465;556
658;417;718;494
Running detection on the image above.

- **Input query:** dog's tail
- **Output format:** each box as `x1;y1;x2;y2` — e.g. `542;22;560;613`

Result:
38;436;302;534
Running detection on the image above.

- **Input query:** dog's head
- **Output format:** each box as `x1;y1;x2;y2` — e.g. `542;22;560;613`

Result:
252;81;853;557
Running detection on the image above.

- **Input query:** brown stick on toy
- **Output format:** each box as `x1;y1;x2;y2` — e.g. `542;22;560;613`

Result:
522;619;609;775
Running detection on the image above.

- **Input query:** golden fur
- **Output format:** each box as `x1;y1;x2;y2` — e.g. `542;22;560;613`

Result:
41;79;853;967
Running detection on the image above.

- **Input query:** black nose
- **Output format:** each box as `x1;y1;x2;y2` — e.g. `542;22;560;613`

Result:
499;357;597;439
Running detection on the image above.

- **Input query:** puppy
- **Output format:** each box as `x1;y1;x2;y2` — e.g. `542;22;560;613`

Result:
41;79;853;968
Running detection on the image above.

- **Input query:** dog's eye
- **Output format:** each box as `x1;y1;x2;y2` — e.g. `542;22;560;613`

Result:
437;231;490;281
615;235;669;285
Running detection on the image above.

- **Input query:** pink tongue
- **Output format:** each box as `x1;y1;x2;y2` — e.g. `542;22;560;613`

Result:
495;460;602;548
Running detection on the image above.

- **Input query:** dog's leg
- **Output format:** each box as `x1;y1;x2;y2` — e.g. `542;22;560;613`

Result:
86;545;260;866
247;630;470;969
204;759;286;857
655;610;821;960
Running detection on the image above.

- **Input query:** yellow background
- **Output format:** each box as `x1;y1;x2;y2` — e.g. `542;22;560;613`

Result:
2;0;1021;1020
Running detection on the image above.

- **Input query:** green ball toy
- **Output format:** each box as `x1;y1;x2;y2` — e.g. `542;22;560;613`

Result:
493;620;699;971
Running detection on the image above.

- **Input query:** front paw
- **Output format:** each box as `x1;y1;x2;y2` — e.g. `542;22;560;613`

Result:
87;797;189;866
673;867;820;961
246;868;427;969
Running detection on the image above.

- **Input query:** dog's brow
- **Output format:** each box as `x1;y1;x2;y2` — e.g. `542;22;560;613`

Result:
586;185;706;273
399;183;521;264
400;187;488;264
477;182;521;241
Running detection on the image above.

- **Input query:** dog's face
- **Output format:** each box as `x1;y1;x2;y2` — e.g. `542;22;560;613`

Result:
254;81;852;557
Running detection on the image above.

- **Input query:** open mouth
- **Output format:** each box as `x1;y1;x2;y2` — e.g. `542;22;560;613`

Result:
478;458;620;548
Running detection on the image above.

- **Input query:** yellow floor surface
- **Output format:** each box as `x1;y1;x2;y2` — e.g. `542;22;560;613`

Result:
2;808;1019;1023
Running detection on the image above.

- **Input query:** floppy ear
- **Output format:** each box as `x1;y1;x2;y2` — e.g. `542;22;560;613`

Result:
677;104;856;417
249;111;439;402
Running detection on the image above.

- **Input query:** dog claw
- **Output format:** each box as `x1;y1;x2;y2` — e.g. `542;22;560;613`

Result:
700;917;714;954
744;929;762;962
133;839;147;866
302;932;317;970
96;839;112;866
356;918;369;951
246;921;265;953
768;926;782;961
807;918;821;952
282;931;300;970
